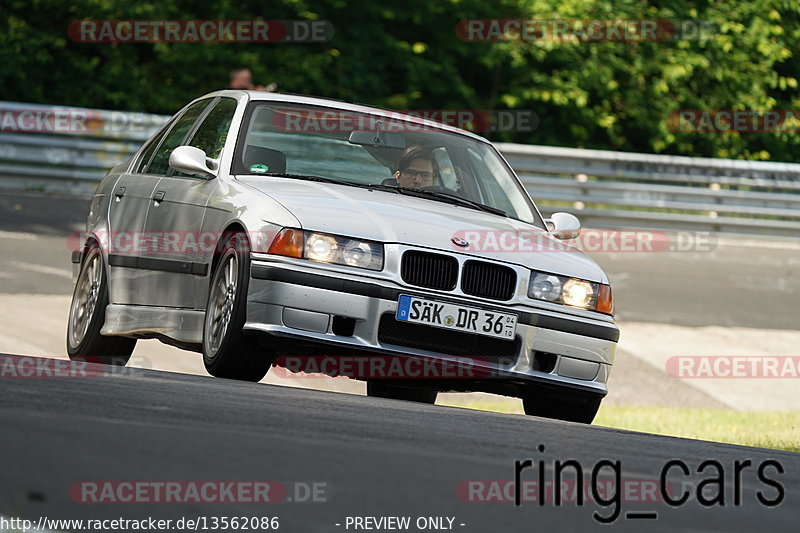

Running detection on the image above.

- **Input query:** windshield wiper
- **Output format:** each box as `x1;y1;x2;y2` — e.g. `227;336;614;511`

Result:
378;186;507;217
355;183;506;216
261;174;397;193
261;172;350;185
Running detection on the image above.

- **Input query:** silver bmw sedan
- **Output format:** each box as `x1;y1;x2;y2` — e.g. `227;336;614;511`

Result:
67;90;619;423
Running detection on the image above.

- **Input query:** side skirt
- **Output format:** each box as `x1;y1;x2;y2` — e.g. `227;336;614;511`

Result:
101;304;205;346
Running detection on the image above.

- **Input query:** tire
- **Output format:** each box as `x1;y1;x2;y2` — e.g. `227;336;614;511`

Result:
522;393;602;424
367;382;438;404
66;243;136;365
203;232;273;381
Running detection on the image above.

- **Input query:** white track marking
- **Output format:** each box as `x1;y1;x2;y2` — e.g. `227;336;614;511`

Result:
7;261;72;279
0;230;39;240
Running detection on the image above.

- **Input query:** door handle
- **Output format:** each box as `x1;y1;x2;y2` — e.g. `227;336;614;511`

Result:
152;191;165;203
114;187;126;199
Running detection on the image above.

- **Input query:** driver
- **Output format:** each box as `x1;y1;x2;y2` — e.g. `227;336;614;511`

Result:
394;146;439;188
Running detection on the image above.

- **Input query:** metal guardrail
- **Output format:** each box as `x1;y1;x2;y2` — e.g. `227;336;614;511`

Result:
497;143;800;235
0;101;167;195
1;101;799;235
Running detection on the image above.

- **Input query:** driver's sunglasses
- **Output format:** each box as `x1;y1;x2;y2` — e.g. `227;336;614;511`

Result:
401;168;434;181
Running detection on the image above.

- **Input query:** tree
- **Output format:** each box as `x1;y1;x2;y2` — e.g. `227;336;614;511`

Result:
1;0;798;160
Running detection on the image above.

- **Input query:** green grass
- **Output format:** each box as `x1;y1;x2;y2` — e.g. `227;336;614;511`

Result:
437;397;800;453
595;406;800;453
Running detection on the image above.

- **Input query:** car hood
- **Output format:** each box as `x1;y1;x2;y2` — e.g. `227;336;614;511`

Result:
238;177;608;283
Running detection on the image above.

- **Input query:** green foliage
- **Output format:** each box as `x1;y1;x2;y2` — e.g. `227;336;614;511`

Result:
1;0;799;160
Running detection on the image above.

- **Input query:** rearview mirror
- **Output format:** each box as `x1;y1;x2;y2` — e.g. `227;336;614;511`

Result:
169;146;217;179
348;129;406;149
545;212;581;240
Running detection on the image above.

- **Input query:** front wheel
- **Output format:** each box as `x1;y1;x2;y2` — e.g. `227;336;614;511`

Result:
367;382;438;404
522;392;602;424
66;243;136;365
203;233;273;381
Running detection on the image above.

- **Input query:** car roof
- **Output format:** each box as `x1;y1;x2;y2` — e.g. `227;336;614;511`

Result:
198;90;492;144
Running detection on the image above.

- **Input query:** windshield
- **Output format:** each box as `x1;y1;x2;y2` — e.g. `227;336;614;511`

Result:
234;102;544;226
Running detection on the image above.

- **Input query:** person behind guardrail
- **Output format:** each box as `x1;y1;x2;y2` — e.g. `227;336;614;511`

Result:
227;67;277;92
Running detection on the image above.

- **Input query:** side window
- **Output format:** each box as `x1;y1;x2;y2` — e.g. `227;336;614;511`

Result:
187;98;237;159
146;99;212;175
135;123;170;173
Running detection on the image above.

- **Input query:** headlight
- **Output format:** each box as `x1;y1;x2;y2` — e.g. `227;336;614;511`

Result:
562;278;594;308
269;228;384;271
529;273;562;302
342;240;376;268
528;270;613;315
306;234;338;262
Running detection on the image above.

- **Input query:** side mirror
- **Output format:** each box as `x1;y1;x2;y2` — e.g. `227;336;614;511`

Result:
169;146;217;179
545;212;581;240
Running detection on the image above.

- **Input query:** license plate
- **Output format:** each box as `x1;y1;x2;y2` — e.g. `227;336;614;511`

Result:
395;295;517;340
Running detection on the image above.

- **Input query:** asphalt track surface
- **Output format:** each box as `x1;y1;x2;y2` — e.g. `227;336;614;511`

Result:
0;354;798;533
0;191;798;532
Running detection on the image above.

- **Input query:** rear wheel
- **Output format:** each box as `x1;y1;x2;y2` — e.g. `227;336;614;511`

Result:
203;233;273;381
367;382;438;404
522;392;601;424
67;244;136;365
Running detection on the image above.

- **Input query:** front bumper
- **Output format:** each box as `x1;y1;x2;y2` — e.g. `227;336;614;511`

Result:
246;258;618;398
